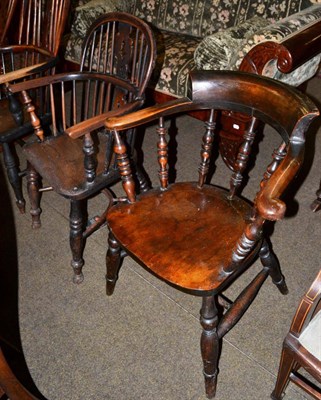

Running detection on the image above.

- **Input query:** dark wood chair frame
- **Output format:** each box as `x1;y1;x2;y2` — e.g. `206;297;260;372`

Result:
271;268;321;400
8;12;156;284
104;70;319;399
0;0;71;214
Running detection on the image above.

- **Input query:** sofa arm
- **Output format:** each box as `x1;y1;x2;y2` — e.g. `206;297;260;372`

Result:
70;0;130;39
194;17;270;70
234;5;321;86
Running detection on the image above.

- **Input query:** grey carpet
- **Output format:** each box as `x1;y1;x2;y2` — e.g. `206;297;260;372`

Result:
1;76;321;399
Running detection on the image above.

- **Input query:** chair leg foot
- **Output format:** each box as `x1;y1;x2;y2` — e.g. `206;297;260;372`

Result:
200;295;219;399
271;345;295;400
26;162;42;228
106;232;122;296
70;200;85;284
259;239;288;295
311;189;321;212
2;142;25;214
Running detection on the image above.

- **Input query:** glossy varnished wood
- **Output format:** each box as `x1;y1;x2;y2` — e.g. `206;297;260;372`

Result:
108;182;253;294
105;70;319;398
272;268;321;400
9;12;156;284
0;0;71;214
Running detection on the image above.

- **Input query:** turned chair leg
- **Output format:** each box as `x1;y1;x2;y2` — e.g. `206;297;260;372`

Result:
106;232;122;296
259;239;288;295
69;200;86;284
311;187;321;212
271;344;297;400
2;142;25;214
200;295;220;399
26;162;42;228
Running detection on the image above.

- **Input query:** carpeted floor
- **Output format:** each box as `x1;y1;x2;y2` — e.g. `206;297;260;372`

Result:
1;76;321;400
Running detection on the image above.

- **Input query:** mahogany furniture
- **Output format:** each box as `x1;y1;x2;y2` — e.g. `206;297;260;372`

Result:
0;0;70;213
8;12;156;284
272;268;321;400
104;70;319;399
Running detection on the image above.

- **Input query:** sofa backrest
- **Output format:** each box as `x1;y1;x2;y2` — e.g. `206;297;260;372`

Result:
130;0;315;37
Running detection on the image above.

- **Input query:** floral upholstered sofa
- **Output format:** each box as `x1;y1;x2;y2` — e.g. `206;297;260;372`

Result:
64;0;321;98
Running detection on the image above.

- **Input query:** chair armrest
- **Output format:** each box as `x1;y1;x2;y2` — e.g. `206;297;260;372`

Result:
66;100;144;138
105;98;193;131
255;101;318;222
0;61;55;85
237;5;321;86
9;71;136;94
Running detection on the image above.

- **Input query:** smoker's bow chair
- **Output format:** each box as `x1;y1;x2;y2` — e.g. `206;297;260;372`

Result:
8;12;156;284
272;268;321;400
104;70;319;398
0;0;71;213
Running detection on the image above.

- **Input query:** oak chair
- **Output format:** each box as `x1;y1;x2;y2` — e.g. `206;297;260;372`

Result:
8;12;156;284
104;70;319;399
0;0;70;213
272;268;321;400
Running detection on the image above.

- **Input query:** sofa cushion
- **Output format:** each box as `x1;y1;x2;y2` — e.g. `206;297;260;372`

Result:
194;16;270;70
150;30;201;97
70;0;130;38
131;0;313;37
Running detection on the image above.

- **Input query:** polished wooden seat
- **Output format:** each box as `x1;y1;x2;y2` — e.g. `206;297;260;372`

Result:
272;268;321;400
104;70;319;398
9;12;156;284
0;0;70;213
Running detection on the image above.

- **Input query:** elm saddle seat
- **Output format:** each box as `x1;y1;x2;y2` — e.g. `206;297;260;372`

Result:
104;70;319;398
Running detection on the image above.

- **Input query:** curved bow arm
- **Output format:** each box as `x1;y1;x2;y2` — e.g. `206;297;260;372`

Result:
9;71;137;94
255;112;319;221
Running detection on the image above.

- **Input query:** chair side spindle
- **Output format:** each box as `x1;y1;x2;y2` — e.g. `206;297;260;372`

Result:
198;109;216;188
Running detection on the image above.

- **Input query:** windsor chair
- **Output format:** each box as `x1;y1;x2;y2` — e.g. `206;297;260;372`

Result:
104;70;319;398
272;268;321;400
0;0;70;213
8;12;156;284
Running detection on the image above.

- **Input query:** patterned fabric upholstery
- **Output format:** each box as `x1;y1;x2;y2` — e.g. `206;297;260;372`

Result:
131;0;313;37
64;0;321;97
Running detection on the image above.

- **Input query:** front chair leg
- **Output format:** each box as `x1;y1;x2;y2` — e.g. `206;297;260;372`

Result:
259;239;288;295
271;345;297;400
200;295;220;399
106;232;122;296
26;161;42;228
2;142;25;213
70;200;85;284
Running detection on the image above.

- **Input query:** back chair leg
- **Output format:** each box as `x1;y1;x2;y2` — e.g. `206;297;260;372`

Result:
200;295;220;399
26;162;42;229
70;200;85;284
271;345;297;400
259;239;288;295
106;232;122;296
2;142;25;213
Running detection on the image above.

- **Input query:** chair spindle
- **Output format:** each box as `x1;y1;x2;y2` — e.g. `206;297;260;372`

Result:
157;116;169;190
198;109;216;188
